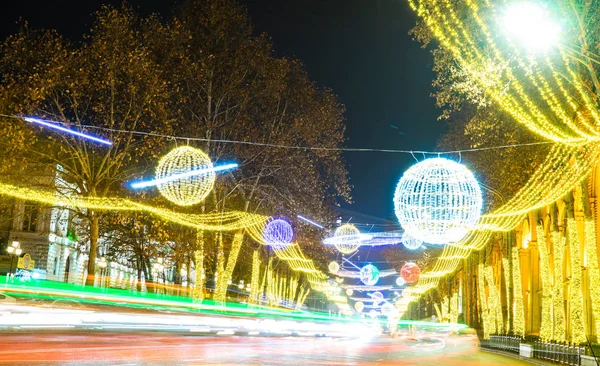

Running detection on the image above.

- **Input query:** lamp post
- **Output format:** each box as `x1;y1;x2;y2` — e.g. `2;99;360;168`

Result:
6;241;21;282
98;257;107;289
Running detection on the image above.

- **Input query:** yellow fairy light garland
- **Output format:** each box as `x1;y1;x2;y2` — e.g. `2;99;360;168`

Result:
512;246;525;337
584;221;600;336
568;219;586;343
537;226;553;340
552;231;566;342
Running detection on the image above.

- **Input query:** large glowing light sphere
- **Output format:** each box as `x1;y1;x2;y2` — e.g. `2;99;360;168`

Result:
381;303;395;317
355;301;364;313
328;261;340;274
401;263;421;284
263;218;294;249
156;146;215;206
360;264;380;286
394;158;482;244
370;291;384;305
401;233;422;251
332;224;362;254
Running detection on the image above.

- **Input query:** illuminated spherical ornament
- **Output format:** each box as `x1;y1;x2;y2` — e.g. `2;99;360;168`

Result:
395;276;406;287
394;158;483;244
381;303;395;317
355;301;365;313
401;233;423;251
328;261;340;274
263;218;294;249
369;310;378;318
346;288;354;296
400;262;421;284
370;291;384;305
359;264;380;286
332;224;363;254
335;277;344;284
156;146;215;206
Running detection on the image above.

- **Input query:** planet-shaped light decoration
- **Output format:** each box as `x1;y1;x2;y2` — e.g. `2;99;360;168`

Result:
346;288;354;296
328;224;364;254
263;218;294;249
370;291;384;305
401;262;421;284
381;302;395;317
355;301;365;313
401;233;423;250
328;261;340;274
394;158;483;244
396;276;406;287
155;146;216;206
360;264;380;286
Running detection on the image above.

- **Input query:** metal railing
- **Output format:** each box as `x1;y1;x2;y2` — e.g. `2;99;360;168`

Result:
532;340;584;365
480;334;522;354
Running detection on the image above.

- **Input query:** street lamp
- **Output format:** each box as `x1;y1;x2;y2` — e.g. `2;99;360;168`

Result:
6;241;21;281
501;2;561;52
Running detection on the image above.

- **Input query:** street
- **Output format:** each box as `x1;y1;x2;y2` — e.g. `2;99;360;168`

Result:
0;332;527;365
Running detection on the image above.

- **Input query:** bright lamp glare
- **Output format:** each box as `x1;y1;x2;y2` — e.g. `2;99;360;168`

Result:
502;2;561;51
130;163;238;189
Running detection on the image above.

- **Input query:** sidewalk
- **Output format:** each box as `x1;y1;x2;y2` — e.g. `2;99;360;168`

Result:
481;347;575;366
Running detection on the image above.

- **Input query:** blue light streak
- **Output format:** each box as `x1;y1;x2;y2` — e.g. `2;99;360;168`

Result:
23;117;112;145
297;215;324;229
130;163;239;189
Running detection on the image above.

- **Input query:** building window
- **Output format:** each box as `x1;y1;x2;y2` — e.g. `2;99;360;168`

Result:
23;202;38;232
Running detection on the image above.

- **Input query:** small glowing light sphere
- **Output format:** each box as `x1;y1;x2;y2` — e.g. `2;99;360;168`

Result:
401;263;421;284
263;218;294;249
370;291;384;305
332;224;363;254
335;277;344;284
360;264;380;286
355;301;364;313
394;158;482;244
346;288;354;296
369;310;378;318
396;277;406;287
156;146;215;206
502;2;561;52
328;261;340;274
381;303;395;317
401;233;422;251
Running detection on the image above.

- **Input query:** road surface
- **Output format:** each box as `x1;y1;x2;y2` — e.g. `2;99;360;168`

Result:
0;332;528;365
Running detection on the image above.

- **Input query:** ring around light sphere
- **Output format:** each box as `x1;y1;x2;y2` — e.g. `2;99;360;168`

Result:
360;264;380;286
156;146;215;206
401;233;423;251
355;301;365;313
394;158;482;244
263;218;294;249
401;262;421;284
329;261;340;274
332;224;363;254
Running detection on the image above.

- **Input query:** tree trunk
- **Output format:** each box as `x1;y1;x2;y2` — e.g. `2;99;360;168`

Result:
193;230;205;302
85;213;99;287
136;256;142;292
214;232;244;303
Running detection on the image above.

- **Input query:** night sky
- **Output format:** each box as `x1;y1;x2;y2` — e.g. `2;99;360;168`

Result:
0;0;445;221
